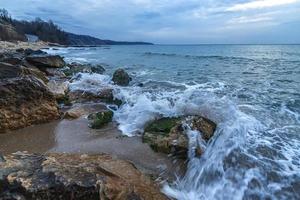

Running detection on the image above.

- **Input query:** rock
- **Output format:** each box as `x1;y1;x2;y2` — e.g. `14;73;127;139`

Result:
0;52;24;65
44;67;67;77
0;62;48;83
91;64;105;74
23;67;49;83
0;62;23;79
47;79;69;100
57;94;72;106
26;55;66;69
0;76;60;133
0;152;167;200
63;62;106;77
112;68;131;86
88;110;114;129
68;88;122;106
64;107;86;119
24;48;46;56
143;116;216;159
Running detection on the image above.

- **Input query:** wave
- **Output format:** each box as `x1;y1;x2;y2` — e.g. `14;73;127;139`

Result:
143;52;255;62
67;65;300;199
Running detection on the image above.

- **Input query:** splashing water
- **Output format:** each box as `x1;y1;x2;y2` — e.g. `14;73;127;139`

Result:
46;45;300;199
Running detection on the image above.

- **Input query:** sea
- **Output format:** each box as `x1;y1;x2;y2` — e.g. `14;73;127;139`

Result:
45;44;300;200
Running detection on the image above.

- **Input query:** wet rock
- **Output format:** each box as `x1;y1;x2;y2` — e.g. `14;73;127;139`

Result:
63;62;105;77
91;64;105;74
0;76;60;133
68;88;122;106
0;62;48;83
57;94;72;106
143;116;216;159
0;62;23;79
88;110;114;129
44;67;67;77
23;67;49;83
24;48;46;56
26;55;65;69
64;107;87;119
47;79;69;100
0;52;24;65
112;68;131;86
0;152;167;200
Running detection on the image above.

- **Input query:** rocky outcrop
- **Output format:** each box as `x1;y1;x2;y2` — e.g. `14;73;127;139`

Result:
0;62;48;83
143;116;216;159
26;55;66;69
0;152;167;200
88;110;114;129
112;68;131;86
0;76;60;133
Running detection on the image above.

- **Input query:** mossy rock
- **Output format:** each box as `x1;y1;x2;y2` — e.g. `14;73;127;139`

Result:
143;116;217;159
144;117;181;136
88;110;114;129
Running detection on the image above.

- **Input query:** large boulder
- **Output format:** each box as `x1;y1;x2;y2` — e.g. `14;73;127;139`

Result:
26;55;65;69
143;116;216;159
112;68;131;86
0;76;60;133
0;152;167;200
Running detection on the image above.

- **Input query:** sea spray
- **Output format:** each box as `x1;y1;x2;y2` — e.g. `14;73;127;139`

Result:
52;44;300;199
162;110;263;200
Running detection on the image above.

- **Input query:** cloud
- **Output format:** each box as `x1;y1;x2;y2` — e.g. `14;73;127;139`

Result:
226;0;299;11
0;0;300;43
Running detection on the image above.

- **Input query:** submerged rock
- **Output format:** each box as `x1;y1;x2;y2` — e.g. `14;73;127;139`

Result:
0;76;60;133
88;110;114;129
143;116;216;159
26;55;65;69
112;68;131;86
0;152;167;200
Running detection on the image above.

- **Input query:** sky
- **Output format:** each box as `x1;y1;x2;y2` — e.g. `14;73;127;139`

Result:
1;0;300;44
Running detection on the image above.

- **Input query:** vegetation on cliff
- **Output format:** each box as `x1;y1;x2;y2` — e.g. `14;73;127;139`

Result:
0;8;152;45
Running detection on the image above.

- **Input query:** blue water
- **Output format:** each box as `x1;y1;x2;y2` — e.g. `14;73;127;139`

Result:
46;45;300;200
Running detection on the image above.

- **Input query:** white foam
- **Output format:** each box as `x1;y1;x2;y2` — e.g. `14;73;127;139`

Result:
69;73;111;93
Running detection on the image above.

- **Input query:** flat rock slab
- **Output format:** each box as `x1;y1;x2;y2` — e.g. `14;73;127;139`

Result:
0;152;168;200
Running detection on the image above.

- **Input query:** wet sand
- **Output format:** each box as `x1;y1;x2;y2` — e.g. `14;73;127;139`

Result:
0;103;183;178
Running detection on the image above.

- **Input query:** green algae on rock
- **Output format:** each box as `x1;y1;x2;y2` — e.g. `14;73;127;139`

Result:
88;110;114;129
143;116;217;159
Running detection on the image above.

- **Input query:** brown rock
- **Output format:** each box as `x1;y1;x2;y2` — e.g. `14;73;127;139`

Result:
0;152;167;200
0;76;60;133
0;62;48;83
26;55;65;69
